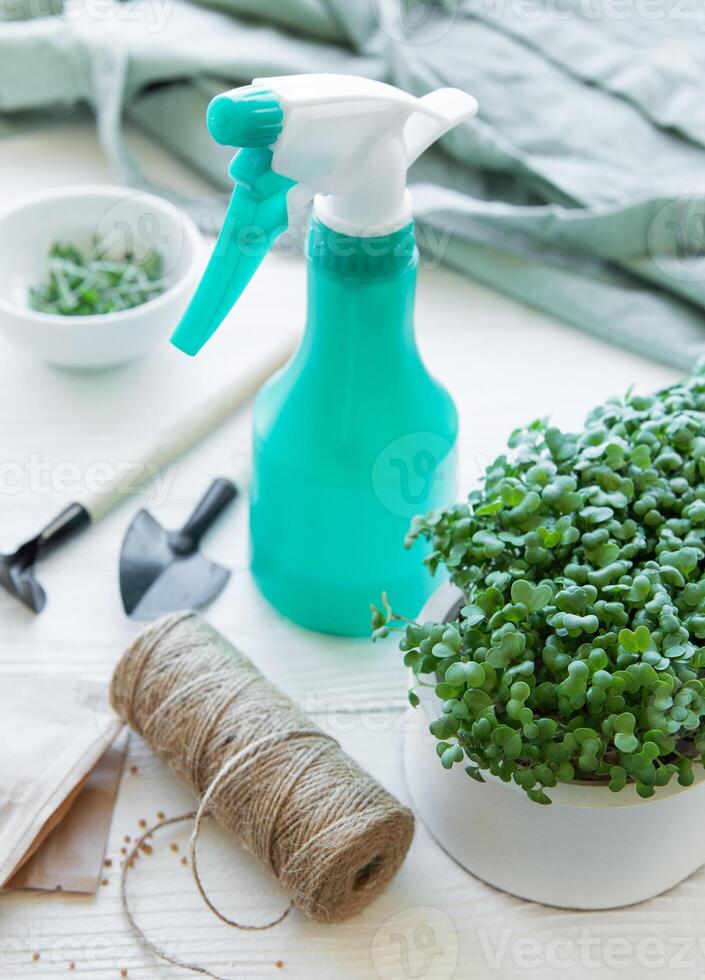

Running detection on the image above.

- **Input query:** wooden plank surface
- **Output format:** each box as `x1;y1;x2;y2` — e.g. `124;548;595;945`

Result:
0;116;696;980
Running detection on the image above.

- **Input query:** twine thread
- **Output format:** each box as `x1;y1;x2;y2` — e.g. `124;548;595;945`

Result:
110;612;414;977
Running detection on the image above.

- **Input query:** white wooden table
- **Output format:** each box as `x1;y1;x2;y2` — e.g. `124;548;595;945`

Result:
0;117;697;980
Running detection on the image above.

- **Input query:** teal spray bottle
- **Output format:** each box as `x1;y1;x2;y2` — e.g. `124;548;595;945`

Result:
172;75;478;636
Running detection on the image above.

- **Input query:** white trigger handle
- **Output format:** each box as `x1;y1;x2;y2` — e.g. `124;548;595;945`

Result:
404;89;478;167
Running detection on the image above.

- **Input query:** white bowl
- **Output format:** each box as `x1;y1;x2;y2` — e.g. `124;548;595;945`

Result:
0;185;205;369
405;581;705;909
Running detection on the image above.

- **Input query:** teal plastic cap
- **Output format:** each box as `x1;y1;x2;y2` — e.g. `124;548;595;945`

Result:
207;86;283;148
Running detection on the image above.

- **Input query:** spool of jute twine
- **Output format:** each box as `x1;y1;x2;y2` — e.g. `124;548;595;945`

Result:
110;611;414;977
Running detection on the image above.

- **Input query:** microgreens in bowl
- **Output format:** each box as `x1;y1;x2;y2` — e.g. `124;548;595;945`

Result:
373;364;705;803
29;241;165;316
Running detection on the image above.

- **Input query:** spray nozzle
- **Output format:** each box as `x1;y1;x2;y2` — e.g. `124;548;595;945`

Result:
171;74;477;356
207;86;284;148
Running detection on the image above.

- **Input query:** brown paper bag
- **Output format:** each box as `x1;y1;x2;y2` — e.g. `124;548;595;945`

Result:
0;673;123;890
6;731;127;893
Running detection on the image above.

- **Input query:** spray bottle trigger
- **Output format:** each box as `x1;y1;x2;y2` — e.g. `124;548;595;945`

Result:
228;147;294;200
170;154;293;355
403;88;478;168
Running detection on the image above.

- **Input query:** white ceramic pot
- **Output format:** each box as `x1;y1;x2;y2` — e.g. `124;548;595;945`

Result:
0;185;205;369
405;581;705;909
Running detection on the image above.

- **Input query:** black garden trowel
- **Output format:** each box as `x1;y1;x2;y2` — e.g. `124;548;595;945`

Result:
119;477;238;620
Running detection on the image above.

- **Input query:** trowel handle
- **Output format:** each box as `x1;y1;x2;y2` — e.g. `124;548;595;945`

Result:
82;334;295;523
181;478;238;544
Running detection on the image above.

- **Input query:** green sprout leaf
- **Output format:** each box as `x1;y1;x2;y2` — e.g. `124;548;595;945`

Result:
511;579;553;613
394;369;705;803
29;239;165;316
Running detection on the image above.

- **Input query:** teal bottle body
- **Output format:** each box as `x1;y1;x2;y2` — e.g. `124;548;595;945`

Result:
250;219;457;636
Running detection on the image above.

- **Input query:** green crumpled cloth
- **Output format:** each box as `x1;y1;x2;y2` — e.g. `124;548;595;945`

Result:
1;0;703;369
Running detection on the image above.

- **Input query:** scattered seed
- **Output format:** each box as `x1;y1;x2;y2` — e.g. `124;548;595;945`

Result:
170;843;178;853
104;858;112;868
101;879;109;886
157;811;165;820
140;843;153;855
32;952;40;962
275;961;284;970
138;819;146;828
120;970;128;978
124;836;131;844
181;856;188;866
69;964;75;971
129;765;138;775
